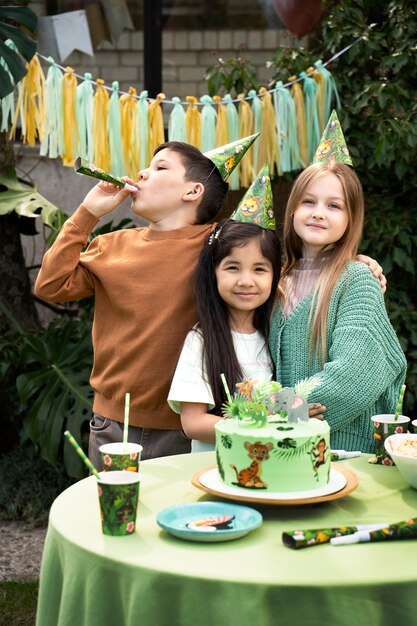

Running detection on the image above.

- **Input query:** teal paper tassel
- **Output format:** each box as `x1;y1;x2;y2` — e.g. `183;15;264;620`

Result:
138;90;149;170
200;95;217;152
273;81;301;173
108;81;126;176
0;40;20;133
300;71;321;162
314;60;341;124
40;57;63;158
249;89;262;172
75;72;94;161
224;94;240;190
168;96;186;141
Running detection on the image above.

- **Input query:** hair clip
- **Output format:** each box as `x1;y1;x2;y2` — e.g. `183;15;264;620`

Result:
208;225;222;245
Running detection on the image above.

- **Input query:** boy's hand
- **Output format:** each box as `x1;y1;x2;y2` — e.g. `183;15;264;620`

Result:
81;178;136;218
308;402;326;420
356;254;387;294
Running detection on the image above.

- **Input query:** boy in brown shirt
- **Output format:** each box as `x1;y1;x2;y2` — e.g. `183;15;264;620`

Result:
34;137;257;468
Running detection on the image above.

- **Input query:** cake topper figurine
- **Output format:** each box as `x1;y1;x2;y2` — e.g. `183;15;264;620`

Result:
222;376;323;426
312;109;353;166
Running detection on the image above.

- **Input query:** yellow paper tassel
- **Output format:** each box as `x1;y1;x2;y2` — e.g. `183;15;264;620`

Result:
308;66;326;132
213;95;228;146
237;94;255;188
17;55;46;146
148;92;166;161
61;67;79;167
120;86;139;178
290;76;308;167
185;96;201;149
258;87;280;177
93;78;110;171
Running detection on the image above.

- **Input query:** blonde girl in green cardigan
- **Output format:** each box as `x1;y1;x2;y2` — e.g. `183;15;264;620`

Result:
269;160;407;453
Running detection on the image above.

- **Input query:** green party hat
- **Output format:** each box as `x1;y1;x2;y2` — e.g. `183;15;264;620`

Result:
230;164;275;231
312;110;353;166
204;133;260;181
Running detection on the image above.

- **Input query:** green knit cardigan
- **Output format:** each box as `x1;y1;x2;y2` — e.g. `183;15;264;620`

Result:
269;261;407;453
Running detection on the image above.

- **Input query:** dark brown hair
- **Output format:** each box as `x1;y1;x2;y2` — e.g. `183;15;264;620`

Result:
154;141;229;223
194;220;282;413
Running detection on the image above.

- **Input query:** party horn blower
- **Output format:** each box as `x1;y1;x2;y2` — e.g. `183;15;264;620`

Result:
74;157;137;192
64;430;101;479
282;523;388;549
394;384;406;421
123;392;130;450
331;517;417;545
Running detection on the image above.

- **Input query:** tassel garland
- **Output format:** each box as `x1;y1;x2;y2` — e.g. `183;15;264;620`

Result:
6;52;344;189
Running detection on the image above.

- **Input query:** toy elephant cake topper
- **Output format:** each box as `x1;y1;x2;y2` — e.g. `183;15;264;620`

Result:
222;375;323;426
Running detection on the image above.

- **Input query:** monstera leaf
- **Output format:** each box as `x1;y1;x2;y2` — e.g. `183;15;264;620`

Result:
0;173;60;227
0;301;93;478
0;5;37;98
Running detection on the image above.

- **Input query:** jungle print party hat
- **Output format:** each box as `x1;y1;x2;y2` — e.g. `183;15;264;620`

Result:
312;110;353;166
204;133;260;181
229;163;276;231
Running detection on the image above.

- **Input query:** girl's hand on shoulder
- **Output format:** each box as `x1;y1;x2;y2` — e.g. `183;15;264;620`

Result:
308;402;326;420
81;178;135;218
356;254;387;294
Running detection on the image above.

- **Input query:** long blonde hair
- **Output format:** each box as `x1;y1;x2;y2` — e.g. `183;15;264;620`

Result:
281;161;364;363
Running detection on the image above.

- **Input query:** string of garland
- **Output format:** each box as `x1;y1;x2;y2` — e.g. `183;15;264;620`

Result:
1;37;362;190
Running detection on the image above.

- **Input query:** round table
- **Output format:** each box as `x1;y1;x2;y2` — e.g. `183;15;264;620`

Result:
36;452;417;626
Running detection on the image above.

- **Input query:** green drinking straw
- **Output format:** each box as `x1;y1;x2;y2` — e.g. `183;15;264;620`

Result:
394;384;406;421
64;430;101;479
123;392;130;449
220;373;232;403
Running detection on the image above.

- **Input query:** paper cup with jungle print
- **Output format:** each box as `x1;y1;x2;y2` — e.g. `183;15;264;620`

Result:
97;470;141;536
411;419;417;434
100;442;143;472
371;414;410;466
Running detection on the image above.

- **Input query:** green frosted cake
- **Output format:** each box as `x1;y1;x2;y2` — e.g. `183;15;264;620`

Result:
215;378;331;493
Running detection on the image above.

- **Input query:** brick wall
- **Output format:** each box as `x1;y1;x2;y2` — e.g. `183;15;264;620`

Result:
36;28;294;100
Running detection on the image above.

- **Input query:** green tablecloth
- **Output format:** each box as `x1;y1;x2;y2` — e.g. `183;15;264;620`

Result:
36;452;417;626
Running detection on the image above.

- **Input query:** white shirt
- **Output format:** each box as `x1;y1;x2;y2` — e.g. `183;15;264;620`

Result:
168;326;273;452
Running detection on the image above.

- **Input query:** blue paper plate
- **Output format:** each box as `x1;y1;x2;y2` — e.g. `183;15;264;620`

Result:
156;501;263;543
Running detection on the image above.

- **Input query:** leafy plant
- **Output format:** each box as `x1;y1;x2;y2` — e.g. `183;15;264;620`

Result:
0;301;93;478
0;4;37;98
0;444;75;527
204;47;260;97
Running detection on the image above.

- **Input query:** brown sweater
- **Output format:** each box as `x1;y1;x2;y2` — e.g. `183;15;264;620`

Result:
34;205;213;429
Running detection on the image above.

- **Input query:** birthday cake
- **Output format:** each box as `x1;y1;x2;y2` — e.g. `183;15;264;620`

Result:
214;378;331;493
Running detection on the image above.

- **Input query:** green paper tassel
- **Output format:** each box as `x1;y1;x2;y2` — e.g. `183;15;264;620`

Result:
249;89;262;172
40;57;63;158
224;94;240;190
168;96;186;141
138;90;149;170
108;81;126;176
300;71;321;163
75;72;94;161
1;40;21;133
273;81;301;173
314;60;341;128
200;95;217;152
